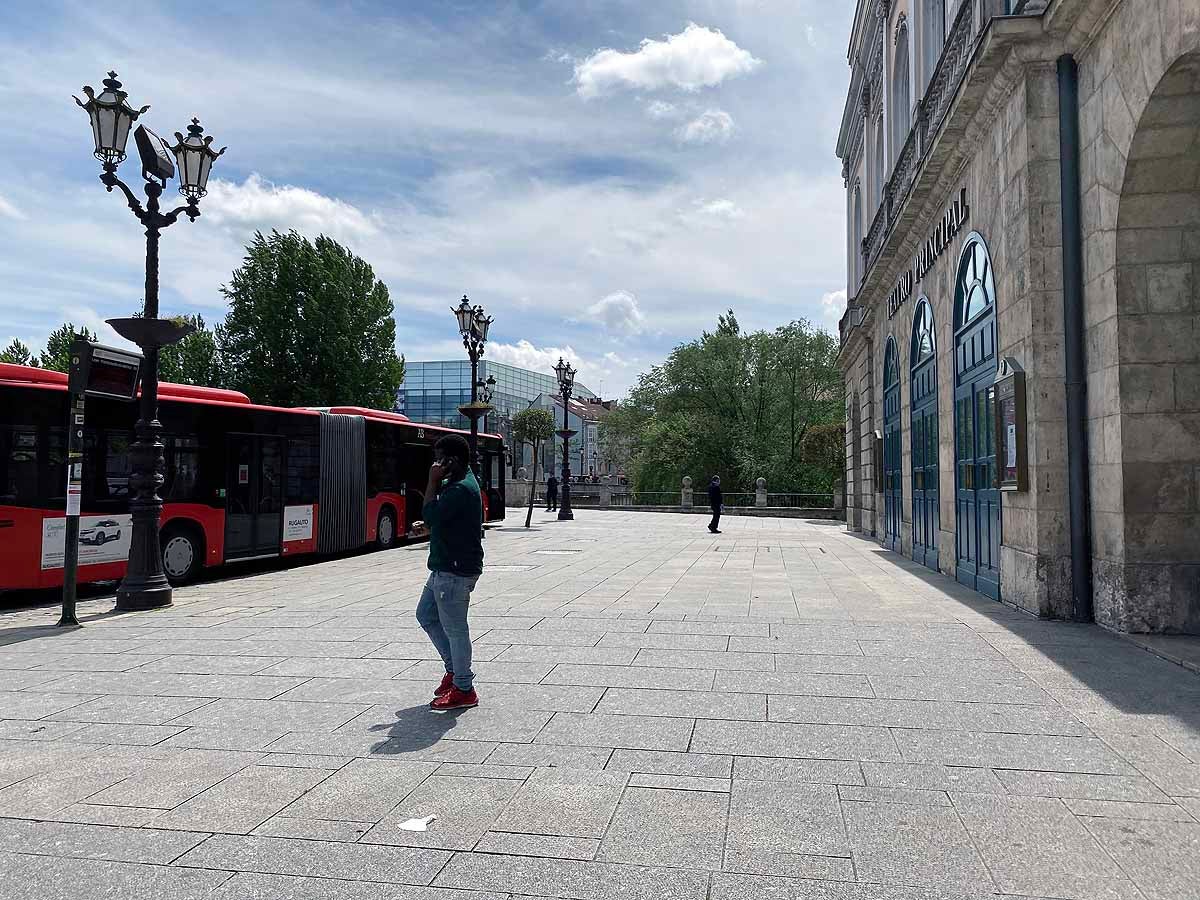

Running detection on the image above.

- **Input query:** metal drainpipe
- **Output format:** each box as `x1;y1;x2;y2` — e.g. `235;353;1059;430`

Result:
1057;54;1094;622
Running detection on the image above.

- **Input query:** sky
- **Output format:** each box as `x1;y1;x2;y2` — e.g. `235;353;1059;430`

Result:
0;0;855;399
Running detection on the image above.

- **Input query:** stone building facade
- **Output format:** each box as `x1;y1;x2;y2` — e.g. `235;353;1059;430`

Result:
836;0;1200;633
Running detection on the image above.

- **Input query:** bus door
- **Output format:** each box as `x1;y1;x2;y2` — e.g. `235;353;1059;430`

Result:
225;434;284;559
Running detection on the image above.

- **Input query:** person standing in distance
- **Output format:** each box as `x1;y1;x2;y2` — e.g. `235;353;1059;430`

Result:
416;434;484;711
546;472;559;511
708;475;723;534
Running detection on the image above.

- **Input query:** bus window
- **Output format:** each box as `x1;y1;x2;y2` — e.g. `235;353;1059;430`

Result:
0;427;39;506
286;437;319;504
104;432;133;501
166;436;201;501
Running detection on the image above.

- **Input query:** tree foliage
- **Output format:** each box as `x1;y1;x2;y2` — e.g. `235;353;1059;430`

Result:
600;311;843;493
216;230;405;409
512;407;556;528
38;324;97;372
0;339;37;366
158;314;222;387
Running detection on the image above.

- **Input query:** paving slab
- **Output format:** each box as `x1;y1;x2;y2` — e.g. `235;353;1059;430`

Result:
492;768;626;838
175;834;452;884
151;764;330;833
952;792;1144;899
433;852;711;900
598;785;727;869
0;819;206;864
363;773;522;850
1;855;233;900
726;780;848;858
536;712;694;751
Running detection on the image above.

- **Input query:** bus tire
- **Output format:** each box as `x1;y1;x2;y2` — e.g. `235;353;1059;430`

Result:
377;506;397;550
161;523;204;585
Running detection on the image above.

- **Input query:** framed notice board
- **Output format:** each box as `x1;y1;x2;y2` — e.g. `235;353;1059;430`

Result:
993;357;1028;492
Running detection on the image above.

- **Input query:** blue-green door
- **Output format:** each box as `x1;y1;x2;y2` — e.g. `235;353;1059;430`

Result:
910;300;939;571
953;236;1000;600
882;338;902;552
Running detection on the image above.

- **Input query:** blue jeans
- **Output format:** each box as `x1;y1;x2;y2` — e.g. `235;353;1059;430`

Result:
416;571;478;691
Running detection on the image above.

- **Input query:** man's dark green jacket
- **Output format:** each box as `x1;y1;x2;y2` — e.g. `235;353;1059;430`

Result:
423;470;484;576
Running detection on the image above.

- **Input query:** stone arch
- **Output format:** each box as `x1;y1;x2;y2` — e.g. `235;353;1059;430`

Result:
1102;49;1200;633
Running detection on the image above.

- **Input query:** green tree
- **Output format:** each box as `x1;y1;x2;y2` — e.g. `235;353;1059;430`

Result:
602;310;844;494
38;324;97;372
0;339;37;366
511;407;556;528
158;314;222;386
216;230;405;408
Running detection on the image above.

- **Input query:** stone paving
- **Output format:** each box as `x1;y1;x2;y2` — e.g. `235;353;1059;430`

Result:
0;509;1198;899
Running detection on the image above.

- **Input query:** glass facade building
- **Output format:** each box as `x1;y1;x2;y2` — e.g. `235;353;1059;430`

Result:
396;361;607;479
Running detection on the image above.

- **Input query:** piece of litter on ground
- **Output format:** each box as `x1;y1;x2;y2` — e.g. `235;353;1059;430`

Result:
398;815;436;832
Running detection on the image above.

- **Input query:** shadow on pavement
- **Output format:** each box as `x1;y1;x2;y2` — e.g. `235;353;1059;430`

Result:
368;703;469;754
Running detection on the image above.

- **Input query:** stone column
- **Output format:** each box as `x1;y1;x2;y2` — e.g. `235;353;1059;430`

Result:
599;475;612;507
755;477;767;507
681;476;693;508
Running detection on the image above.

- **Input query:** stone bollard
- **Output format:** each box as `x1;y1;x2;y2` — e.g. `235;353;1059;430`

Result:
681;476;693;509
756;477;767;507
599;475;612;507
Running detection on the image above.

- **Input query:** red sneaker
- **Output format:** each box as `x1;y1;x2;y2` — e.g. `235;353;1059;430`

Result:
430;687;479;711
434;672;455;697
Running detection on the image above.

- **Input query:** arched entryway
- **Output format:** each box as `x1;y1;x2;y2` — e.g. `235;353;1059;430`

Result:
953;234;1000;599
882;337;902;552
1106;50;1200;632
910;298;939;571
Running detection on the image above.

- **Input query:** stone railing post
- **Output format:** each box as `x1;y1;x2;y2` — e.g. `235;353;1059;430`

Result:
681;476;693;509
755;477;767;507
833;485;844;511
599;475;612;507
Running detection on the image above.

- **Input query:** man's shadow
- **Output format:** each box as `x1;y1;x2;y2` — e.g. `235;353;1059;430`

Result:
367;703;471;755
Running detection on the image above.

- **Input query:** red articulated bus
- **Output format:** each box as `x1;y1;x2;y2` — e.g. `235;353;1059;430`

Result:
0;364;505;592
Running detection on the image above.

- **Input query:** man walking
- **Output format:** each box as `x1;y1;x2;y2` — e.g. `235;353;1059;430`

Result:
708;475;723;534
546;472;559;511
416;434;484;711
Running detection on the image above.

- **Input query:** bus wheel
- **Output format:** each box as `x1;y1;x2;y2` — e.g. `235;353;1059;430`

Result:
162;525;202;585
377;507;397;550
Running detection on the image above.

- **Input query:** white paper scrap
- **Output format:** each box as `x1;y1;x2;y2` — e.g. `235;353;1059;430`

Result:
398;815;436;832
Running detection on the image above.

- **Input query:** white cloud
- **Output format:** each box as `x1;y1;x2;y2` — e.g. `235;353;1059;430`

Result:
676;109;736;144
574;23;762;99
644;100;681;120
684;198;746;226
487;339;582;378
202;174;380;243
0;194;25;220
585;290;646;335
820;289;847;328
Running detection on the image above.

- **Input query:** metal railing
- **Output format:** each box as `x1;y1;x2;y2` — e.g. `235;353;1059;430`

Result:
856;0;1005;297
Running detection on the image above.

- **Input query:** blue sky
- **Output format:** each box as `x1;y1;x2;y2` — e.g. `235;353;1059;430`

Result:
0;0;854;397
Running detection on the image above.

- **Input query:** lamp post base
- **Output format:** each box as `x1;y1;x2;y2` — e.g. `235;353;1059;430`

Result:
115;578;172;612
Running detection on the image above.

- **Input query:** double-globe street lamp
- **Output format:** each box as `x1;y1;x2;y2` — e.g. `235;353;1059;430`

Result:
74;71;224;611
553;357;577;521
452;296;494;476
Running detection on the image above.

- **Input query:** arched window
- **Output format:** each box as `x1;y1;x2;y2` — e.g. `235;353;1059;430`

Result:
924;0;945;88
955;235;996;329
892;22;912;162
873;118;886;210
911;298;935;365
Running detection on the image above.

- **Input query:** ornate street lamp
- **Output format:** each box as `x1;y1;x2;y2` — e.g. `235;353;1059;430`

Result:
74;71;225;612
480;374;496;433
453;295;493;475
553;357;577;521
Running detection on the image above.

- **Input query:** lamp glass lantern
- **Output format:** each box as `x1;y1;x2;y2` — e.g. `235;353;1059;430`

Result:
170;118;225;202
553;356;569;385
454;296;475;335
481;374;496;405
73;71;149;166
473;308;492;342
